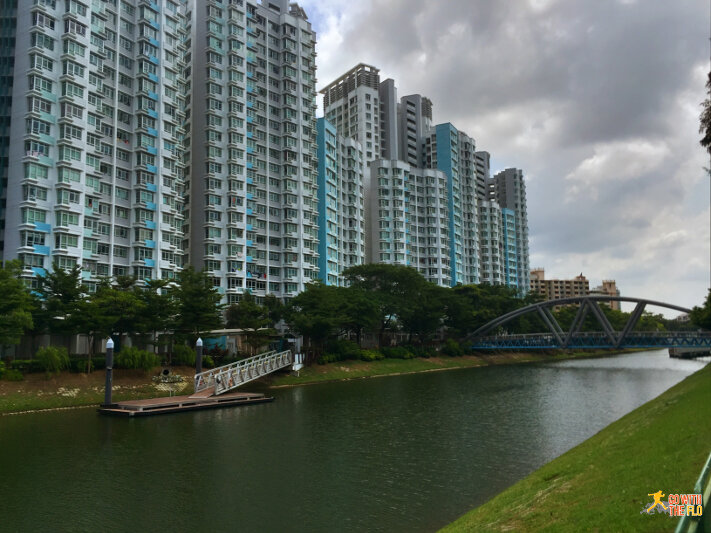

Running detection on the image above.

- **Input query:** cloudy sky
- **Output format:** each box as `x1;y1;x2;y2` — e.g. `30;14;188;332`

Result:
298;0;709;315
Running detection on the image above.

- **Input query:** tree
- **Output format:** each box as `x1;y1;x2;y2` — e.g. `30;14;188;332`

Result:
225;293;274;354
397;282;449;343
700;71;711;155
0;261;34;349
285;282;345;354
446;284;525;338
86;279;145;348
338;287;379;347
690;289;711;330
343;264;425;347
135;279;177;353
33;264;85;351
262;294;285;327
172;266;223;342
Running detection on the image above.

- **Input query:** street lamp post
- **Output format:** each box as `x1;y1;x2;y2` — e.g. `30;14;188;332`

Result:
104;338;114;407
195;337;203;375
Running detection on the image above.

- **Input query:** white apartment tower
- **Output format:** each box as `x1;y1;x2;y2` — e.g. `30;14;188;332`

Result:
1;0;320;303
492;168;529;294
316;117;365;286
321;63;380;162
183;0;318;303
322;64;530;291
4;0;186;289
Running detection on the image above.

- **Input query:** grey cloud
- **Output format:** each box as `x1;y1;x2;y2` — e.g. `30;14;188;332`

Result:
311;0;710;310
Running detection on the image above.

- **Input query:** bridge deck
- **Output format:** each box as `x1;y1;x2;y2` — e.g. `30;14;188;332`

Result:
97;391;273;417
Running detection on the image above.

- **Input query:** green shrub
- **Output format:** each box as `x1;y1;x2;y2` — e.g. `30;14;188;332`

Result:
35;346;70;375
171;344;195;366
360;349;384;362
3;369;24;381
202;354;215;369
114;347;160;371
381;346;415;359
69;357;93;373
324;339;361;362
0;360;5;379
317;353;337;364
442;338;464;357
10;359;43;373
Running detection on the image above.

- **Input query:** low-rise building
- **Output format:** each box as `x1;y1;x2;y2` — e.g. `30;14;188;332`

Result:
530;269;621;310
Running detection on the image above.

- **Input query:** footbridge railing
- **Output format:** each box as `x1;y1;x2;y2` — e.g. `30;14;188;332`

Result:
473;331;711;350
466;296;702;350
194;349;293;396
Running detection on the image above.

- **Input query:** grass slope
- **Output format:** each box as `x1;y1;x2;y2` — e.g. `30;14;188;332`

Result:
268;350;619;387
441;363;711;532
0;368;194;414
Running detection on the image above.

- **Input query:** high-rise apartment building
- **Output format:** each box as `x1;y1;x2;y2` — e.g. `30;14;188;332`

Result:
4;0;186;290
321;63;380;162
316;117;365;285
183;0;318;302
492;168;529;293
1;0;319;303
368;159;451;284
0;0;17;256
321;63;530;292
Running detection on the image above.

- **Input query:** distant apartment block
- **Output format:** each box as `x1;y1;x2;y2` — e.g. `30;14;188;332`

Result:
530;269;589;300
320;64;530;291
316;118;365;285
590;279;621;311
530;269;620;310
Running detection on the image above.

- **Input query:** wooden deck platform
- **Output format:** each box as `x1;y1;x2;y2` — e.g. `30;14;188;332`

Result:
97;391;273;417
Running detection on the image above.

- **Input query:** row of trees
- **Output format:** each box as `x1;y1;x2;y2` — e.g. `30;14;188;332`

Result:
0;260;703;363
279;264;680;352
0;261;223;361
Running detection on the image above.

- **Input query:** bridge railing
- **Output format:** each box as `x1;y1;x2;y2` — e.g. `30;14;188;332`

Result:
194;350;293;395
472;331;711;349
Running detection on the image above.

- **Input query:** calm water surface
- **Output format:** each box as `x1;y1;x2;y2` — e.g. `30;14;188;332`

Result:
0;350;706;532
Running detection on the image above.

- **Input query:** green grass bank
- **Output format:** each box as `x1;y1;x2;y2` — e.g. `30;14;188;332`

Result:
440;362;711;532
267;349;623;388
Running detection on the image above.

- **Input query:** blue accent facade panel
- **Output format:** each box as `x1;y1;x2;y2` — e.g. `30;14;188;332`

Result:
316;118;333;283
34;222;51;233
436;123;459;286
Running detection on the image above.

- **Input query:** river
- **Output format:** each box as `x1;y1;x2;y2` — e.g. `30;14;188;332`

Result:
0;349;706;532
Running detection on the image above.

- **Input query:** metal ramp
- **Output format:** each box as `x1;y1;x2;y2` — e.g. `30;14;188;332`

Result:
193;350;293;397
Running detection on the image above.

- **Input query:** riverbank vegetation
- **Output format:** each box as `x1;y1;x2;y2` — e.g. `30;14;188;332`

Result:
268;349;622;387
0;367;195;414
0;348;626;414
0;260;702;375
441;363;711;532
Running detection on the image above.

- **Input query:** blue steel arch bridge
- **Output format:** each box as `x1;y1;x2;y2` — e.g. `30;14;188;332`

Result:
467;296;711;350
